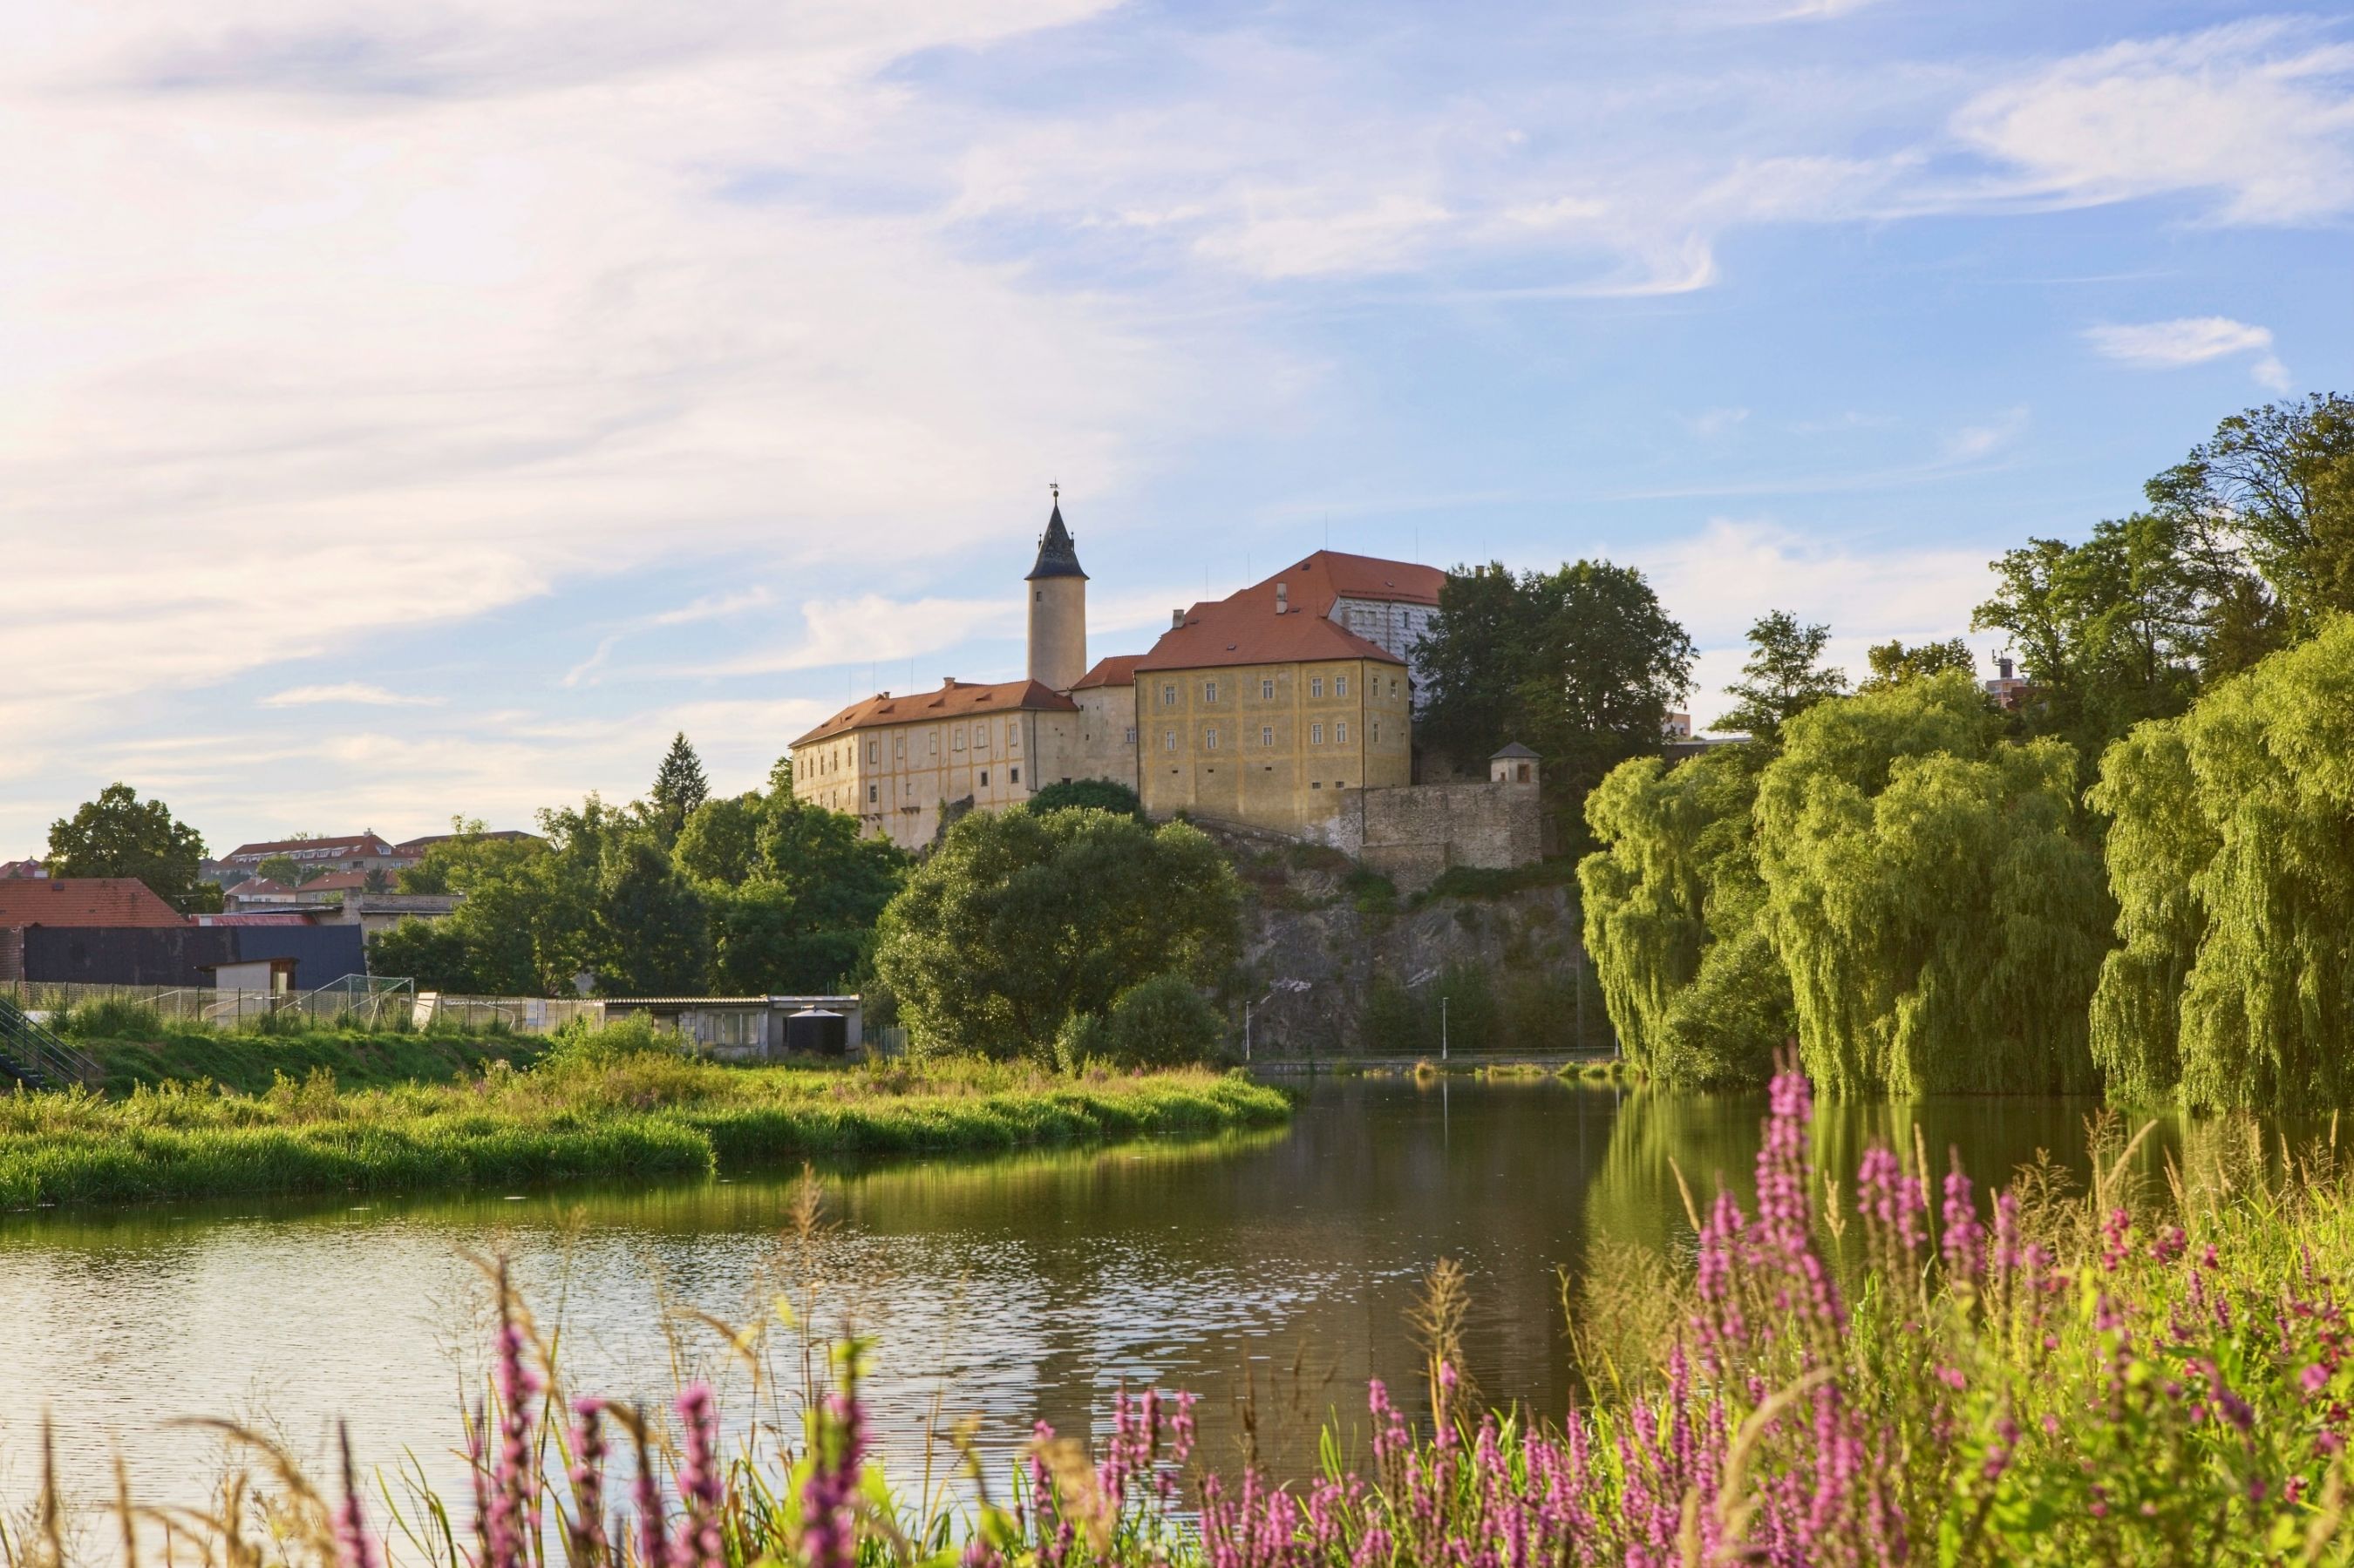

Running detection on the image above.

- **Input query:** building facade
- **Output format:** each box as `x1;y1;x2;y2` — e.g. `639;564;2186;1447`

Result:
788;501;1449;849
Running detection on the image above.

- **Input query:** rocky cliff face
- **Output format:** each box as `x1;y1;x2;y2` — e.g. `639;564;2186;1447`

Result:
1212;827;1609;1059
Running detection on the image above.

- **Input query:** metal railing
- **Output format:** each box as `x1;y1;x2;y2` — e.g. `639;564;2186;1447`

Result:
0;996;103;1088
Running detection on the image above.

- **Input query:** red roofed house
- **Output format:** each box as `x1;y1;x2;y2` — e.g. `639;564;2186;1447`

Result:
217;833;416;882
0;878;187;983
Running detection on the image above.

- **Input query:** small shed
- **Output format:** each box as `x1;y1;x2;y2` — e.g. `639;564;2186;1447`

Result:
599;994;865;1062
1489;742;1541;785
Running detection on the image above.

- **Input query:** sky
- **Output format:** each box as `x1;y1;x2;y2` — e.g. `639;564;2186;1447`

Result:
2;0;2349;855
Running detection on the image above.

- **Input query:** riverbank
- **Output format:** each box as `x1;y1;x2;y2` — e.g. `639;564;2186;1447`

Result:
0;1049;1292;1208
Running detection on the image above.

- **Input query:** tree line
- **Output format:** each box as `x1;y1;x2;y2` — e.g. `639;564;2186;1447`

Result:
1576;391;2354;1114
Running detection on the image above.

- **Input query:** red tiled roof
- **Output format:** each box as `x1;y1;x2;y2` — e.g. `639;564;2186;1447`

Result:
225;877;293;898
1072;654;1145;690
223;834;400;863
0;879;188;929
790;677;1081;748
1249;550;1444;615
1135;591;1404;676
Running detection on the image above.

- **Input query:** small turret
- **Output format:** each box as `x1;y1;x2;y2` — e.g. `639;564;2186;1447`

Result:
1026;486;1089;691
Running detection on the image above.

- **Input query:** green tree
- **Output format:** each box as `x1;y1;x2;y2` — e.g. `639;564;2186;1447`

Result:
1715;611;1846;741
366;918;477;991
2154;392;2354;634
675;792;767;885
45;784;210;911
874;808;1241;1058
1413;562;1539;768
647;731;711;844
704;791;905;993
596;838;711;995
1514;563;1696;841
1973;509;2221;759
1579;743;1786;1088
255;854;325;888
2087;616;2354;1114
1027;778;1146;820
1752;671;2110;1097
1060;972;1226;1069
1861;638;1975;689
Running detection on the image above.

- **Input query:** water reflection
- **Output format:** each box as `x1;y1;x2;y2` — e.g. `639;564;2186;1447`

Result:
0;1080;2287;1517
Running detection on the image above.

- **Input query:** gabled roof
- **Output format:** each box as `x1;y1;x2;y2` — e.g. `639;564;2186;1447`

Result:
1249;550;1444;615
1136;585;1405;675
0;878;187;929
1025;502;1088;581
791;677;1081;748
1072;654;1145;690
1491;742;1541;760
224;834;401;863
225;877;294;898
392;830;537;855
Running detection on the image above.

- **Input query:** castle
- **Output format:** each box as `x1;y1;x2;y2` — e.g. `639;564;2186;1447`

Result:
787;498;1537;884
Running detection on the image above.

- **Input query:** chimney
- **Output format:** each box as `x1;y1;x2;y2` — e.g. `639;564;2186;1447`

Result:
942;675;957;688
1171;609;1185;629
1276;581;1289;614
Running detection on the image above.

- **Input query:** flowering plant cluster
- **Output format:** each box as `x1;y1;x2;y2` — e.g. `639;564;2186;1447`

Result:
35;1075;2354;1566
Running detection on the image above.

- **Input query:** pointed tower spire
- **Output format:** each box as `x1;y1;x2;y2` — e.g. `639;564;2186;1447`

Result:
1025;486;1088;689
1027;486;1087;580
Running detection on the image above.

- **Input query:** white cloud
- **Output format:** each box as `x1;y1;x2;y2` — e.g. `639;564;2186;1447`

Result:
261;682;446;708
1636;518;2001;731
2085;316;2291;390
697;595;1020;678
1951;22;2354;223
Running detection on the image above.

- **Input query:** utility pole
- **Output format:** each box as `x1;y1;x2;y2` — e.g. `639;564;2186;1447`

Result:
1441;994;1449;1061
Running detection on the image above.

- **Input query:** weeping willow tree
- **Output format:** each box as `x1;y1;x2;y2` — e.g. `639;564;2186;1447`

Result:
1753;671;2112;1097
2088;616;2354;1113
1579;743;1788;1087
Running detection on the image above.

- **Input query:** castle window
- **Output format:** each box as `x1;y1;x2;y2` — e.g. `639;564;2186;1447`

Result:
1310;676;1324;697
1311;723;1324;744
867;740;878;764
1371;721;1380;743
1204;680;1217;703
1337;722;1349;745
867;784;877;803
1391;679;1400;699
1336;676;1348;698
953;728;965;751
1011;767;1020;784
1260;725;1274;745
1205;728;1219;750
1261;678;1274;699
930;731;939;755
1162;683;1177;706
1126;727;1138;744
980;770;989;787
1008;724;1019;750
1165;729;1177;751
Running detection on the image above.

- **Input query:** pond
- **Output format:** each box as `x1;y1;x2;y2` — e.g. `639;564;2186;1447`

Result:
0;1077;2203;1514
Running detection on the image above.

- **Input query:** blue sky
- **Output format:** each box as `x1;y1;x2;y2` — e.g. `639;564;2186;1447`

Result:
2;0;2349;854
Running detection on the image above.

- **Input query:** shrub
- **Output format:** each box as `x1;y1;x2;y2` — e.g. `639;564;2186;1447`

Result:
57;997;163;1041
1026;777;1146;820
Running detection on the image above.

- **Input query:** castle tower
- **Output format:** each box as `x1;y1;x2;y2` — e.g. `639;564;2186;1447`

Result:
1025;488;1088;691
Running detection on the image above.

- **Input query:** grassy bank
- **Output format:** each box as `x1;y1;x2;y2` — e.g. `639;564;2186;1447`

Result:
0;1037;1291;1208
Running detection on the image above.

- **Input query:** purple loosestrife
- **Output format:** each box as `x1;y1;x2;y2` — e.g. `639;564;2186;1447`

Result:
334;1421;378;1568
800;1388;867;1568
567;1399;609;1568
483;1273;541;1568
629;1408;670;1568
675;1385;724;1568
